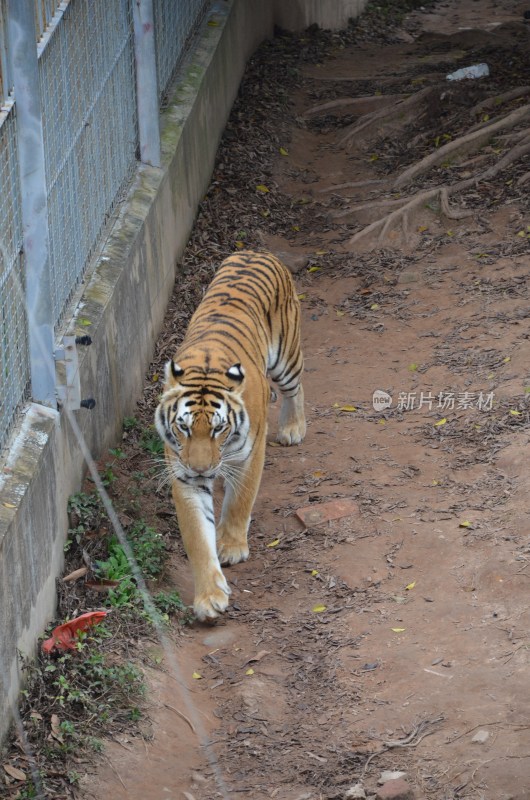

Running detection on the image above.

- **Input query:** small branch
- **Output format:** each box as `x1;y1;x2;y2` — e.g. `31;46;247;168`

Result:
165;702;197;734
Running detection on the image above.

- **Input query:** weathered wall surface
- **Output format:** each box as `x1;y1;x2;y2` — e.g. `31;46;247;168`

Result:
0;0;368;743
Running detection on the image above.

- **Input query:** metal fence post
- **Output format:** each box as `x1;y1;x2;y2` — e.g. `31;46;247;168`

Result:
7;0;56;407
133;0;161;168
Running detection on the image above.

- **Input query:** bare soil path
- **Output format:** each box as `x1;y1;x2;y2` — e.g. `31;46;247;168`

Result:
84;2;530;799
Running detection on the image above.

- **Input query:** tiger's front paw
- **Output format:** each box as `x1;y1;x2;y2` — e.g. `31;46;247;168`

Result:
217;536;249;566
193;569;231;622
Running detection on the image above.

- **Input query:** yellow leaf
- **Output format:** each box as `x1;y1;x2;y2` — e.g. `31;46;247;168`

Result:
408;363;418;372
370;303;379;310
279;147;289;156
245;668;255;676
336;309;345;317
503;356;511;363
434;418;447;427
405;581;416;591
267;538;280;548
261;209;270;218
308;266;321;273
446;230;454;236
391;627;406;633
432;479;439;486
312;604;326;613
378;419;386;425
256;184;269;193
459;520;472;528
3;502;16;508
297;293;306;300
369;154;379;162
417;225;428;233
235;240;245;249
482;113;489;122
78;318;91;327
517;230;526;237
311;569;319;577
151;373;159;383
192;672;202;679
487;372;494;379
312;470;325;478
292;225;300;232
207;18;219;26
340;405;357;412
509;409;522;416
315;249;328;255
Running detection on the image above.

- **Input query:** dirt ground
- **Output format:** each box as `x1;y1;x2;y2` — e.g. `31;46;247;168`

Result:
82;2;530;799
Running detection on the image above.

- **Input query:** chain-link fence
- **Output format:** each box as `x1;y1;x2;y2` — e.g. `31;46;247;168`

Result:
154;0;210;100
38;0;138;327
0;106;30;446
0;0;212;452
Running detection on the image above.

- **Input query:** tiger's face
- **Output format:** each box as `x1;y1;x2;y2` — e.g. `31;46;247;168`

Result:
155;360;248;481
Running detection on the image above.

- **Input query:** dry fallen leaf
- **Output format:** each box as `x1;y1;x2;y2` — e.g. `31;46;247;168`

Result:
459;520;472;529
192;672;202;680
63;566;88;583
405;581;416;591
245;668;255;676
50;714;63;743
3;763;26;781
244;650;270;666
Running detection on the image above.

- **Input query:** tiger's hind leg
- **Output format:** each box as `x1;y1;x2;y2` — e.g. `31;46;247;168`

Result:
277;383;306;445
270;340;306;446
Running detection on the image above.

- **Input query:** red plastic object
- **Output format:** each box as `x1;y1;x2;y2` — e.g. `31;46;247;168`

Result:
42;611;108;653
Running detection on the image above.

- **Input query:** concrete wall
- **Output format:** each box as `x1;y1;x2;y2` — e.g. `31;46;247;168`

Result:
275;0;367;31
0;0;367;743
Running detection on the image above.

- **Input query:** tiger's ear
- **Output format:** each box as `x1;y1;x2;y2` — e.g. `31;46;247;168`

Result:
165;360;184;384
226;363;245;383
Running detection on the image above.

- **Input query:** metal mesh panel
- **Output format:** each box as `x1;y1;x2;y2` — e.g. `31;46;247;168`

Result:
34;0;62;42
0;107;30;451
153;0;210;99
38;0;138;328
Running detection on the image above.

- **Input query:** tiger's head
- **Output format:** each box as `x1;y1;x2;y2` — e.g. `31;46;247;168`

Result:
155;359;248;481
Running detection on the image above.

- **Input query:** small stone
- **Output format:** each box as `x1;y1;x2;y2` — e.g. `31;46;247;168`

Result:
378;771;407;784
471;729;490;744
345;784;366;799
375;778;415;800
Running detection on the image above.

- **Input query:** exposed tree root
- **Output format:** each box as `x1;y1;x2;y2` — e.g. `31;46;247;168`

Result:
338;87;434;148
347;133;530;248
471;86;530;116
393;103;530;189
319;178;386;194
303;94;405;118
